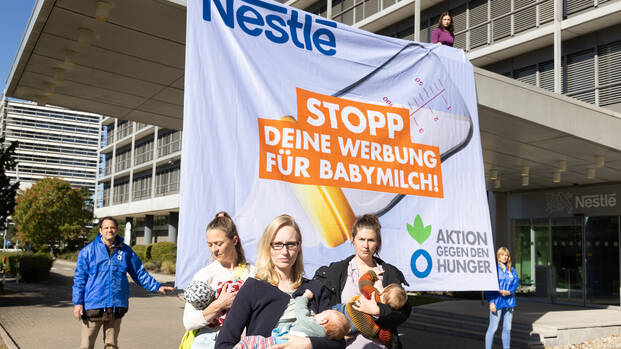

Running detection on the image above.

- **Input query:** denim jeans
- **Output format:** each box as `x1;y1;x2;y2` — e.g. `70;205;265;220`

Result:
485;307;513;349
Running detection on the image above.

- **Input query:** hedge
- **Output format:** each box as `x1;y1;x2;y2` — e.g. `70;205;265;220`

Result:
0;252;54;282
132;245;148;261
150;242;176;263
132;242;176;264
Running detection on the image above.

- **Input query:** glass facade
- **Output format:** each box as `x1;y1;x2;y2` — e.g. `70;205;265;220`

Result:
511;216;620;306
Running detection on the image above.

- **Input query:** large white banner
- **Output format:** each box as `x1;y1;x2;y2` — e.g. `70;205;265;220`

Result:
177;0;498;291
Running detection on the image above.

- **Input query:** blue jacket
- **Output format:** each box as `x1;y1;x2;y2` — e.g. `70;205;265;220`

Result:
485;264;519;309
72;235;161;310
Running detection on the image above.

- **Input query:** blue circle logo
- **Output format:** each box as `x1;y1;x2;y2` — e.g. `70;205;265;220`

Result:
410;249;432;278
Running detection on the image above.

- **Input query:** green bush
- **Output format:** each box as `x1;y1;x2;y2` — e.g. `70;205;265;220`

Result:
143;260;160;272
0;252;19;273
0;252;54;282
150;242;176;263
160;260;176;274
57;250;80;262
20;254;54;282
132;245;148;261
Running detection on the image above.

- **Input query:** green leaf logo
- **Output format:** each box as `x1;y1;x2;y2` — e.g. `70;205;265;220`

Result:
407;214;432;245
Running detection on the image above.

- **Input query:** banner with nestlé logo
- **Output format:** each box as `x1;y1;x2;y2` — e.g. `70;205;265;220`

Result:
177;0;498;291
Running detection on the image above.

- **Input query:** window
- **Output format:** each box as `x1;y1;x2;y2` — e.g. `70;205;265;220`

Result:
116;121;132;140
135;140;154;165
113;180;130;204
133;174;152;201
115;150;131;172
155;167;180;197
157;131;182;157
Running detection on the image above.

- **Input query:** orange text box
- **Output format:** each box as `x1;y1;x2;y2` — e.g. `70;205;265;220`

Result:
258;89;443;197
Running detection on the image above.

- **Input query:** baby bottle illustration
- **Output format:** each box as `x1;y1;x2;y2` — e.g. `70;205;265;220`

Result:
285;43;474;247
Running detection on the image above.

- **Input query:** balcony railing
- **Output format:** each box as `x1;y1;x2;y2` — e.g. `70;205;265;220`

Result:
116;157;131;172
331;0;404;26
157;133;182;157
456;0;553;51
113;183;129;204
133;187;152;201
116;122;132;140
104;163;112;176
102;189;110;207
134;150;153;165
155;181;179;197
106;130;115;144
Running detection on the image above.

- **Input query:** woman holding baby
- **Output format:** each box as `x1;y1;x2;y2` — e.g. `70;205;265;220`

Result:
215;214;345;349
314;214;412;349
183;212;256;349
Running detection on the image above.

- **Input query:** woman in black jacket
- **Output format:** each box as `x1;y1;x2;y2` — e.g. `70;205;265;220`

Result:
215;214;345;349
314;214;411;349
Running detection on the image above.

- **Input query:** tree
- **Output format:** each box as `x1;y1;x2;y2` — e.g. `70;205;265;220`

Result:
13;178;92;256
0;137;19;231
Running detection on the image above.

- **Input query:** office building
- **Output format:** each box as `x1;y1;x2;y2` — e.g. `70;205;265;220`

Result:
0;98;100;193
94;117;181;245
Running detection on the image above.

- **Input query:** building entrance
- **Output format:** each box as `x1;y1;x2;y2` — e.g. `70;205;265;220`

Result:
512;216;620;306
551;217;583;304
585;216;620;306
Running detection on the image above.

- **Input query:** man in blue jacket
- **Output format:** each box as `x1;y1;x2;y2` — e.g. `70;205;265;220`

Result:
72;216;174;349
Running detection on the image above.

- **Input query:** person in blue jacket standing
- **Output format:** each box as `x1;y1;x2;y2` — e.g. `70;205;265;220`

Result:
72;216;174;349
485;247;519;349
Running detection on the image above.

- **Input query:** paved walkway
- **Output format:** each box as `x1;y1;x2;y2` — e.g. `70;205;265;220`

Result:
0;260;183;349
1;261;620;348
0;260;487;348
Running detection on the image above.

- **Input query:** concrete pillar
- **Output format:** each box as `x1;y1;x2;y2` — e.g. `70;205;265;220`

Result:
414;0;420;42
151;127;159;198
168;212;179;243
110;119;118;204
128;124;136;201
125;217;133;246
492;192;512;249
144;215;153;245
326;0;332;19
488;191;509;249
553;0;562;94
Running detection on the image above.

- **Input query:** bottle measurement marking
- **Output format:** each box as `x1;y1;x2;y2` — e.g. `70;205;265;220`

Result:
410;88;446;116
383;78;453;135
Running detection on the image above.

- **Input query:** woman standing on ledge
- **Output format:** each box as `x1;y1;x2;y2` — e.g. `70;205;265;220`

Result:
484;247;519;349
432;12;455;47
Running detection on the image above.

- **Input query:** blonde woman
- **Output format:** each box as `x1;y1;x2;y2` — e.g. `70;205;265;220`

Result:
183;212;255;349
215;214;345;349
484;247;519;349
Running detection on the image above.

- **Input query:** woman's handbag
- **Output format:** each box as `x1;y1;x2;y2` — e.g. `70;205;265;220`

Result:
178;329;198;349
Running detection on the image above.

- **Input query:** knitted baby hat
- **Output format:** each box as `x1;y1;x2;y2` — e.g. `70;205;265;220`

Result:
184;280;216;310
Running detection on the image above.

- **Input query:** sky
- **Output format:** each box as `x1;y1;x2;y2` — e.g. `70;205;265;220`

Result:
0;1;37;94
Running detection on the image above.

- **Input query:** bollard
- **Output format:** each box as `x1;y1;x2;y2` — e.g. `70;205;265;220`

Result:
1;256;5;285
